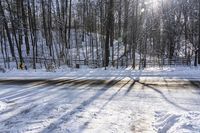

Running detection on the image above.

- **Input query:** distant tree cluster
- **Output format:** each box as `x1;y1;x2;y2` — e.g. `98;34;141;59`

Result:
0;0;199;70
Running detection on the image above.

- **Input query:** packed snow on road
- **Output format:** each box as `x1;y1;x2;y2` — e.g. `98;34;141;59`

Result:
0;75;200;133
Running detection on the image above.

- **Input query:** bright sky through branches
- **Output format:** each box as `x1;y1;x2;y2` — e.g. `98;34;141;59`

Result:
145;0;160;9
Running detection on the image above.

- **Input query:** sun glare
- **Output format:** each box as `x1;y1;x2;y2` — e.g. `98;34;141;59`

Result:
145;0;160;8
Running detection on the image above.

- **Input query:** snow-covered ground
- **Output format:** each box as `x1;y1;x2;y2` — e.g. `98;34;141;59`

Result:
0;66;200;132
0;66;200;80
0;79;200;133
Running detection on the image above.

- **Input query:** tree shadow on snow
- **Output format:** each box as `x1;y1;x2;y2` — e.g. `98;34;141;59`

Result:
137;81;189;111
79;79;131;132
40;78;120;133
0;78;97;125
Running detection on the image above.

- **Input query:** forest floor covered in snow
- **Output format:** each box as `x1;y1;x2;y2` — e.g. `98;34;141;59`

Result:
0;66;200;133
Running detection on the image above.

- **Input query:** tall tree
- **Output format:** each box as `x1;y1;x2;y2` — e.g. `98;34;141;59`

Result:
198;0;200;64
104;0;114;67
0;1;15;59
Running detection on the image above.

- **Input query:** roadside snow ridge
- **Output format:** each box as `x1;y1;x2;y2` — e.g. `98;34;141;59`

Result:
0;101;7;111
154;111;200;133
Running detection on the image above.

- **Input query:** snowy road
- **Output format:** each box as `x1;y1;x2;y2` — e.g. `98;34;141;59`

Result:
0;79;200;133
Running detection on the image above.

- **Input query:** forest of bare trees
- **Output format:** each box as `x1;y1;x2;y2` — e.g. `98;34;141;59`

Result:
0;0;199;70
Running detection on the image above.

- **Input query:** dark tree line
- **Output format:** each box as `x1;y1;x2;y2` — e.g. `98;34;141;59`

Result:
0;0;200;70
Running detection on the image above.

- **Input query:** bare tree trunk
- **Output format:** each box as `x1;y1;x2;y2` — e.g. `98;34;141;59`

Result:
2;28;10;68
21;0;30;55
110;0;114;67
48;0;53;57
123;0;129;67
132;0;138;69
41;0;48;47
31;0;37;69
16;0;25;67
198;0;200;64
104;0;114;67
0;1;15;59
0;29;6;68
68;0;72;49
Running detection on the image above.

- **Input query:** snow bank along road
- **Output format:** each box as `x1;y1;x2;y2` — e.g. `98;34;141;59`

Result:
0;78;200;133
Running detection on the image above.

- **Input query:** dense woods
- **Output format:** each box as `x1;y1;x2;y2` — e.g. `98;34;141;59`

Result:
0;0;200;70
